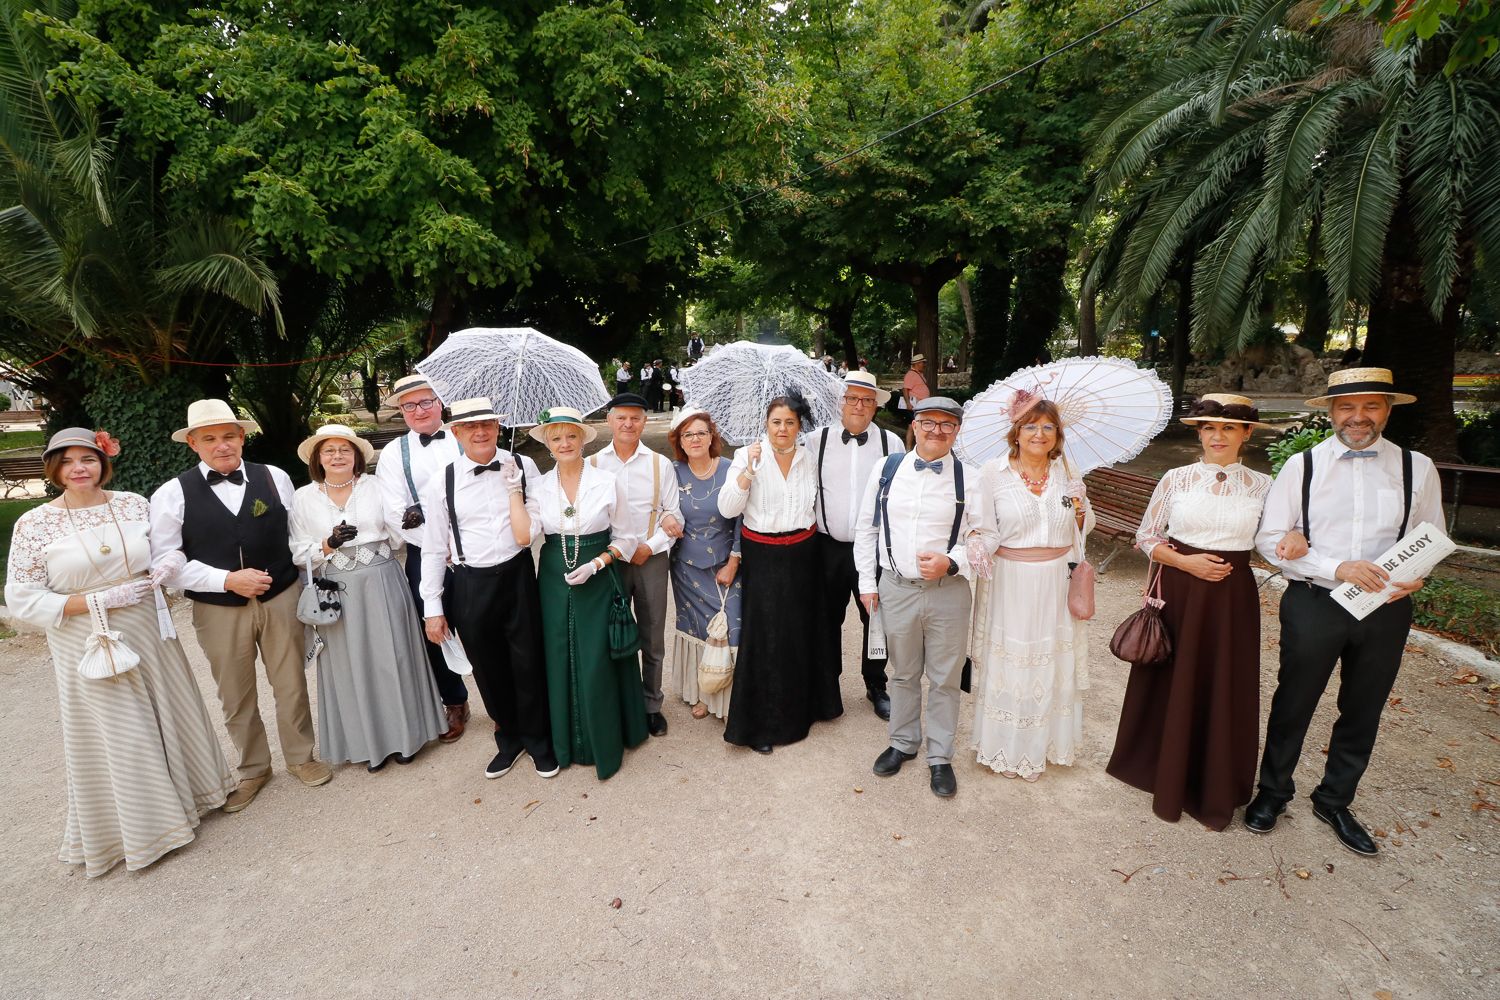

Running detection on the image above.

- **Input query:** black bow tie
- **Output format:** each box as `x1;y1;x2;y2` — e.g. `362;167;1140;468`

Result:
205;469;244;486
419;430;447;446
472;461;503;476
842;429;869;446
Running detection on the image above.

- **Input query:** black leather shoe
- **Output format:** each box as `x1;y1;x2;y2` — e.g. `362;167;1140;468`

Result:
393;753;414;765
647;712;669;737
866;689;891;721
366;755;390;773
751;744;773;755
873;746;917;776
1313;804;1378;856
929;764;957;798
1243;791;1287;833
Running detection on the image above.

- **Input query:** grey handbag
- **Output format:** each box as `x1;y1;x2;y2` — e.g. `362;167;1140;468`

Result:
295;554;344;626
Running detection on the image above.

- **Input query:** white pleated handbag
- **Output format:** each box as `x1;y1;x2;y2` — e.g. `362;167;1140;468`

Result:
697;585;734;696
77;594;141;680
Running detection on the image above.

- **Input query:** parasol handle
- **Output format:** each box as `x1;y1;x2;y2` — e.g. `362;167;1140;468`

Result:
508;330;530;452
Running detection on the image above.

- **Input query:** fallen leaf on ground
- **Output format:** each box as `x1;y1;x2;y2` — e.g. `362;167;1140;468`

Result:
609;898;622;909
472;798;481;805
853;787;864;794
892;833;904;841
1373;828;1389;838
1437;757;1455;770
1324;863;1334;873
1374;990;1393;1000
1294;869;1311;880
1431;809;1442;817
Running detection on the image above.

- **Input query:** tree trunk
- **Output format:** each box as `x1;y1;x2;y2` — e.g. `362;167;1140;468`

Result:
914;273;943;394
1078;281;1098;356
1003;242;1067;377
1172;269;1192;409
828;296;859;369
1296;266;1331;354
1361;199;1460;459
427;283;460;353
955;273;977;370
969;262;1013;389
361;358;380;416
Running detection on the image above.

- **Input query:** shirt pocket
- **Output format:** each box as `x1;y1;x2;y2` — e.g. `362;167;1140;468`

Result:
1376;488;1403;530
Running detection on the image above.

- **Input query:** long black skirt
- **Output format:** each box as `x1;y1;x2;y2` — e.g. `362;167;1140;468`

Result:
1106;540;1261;830
724;528;843;748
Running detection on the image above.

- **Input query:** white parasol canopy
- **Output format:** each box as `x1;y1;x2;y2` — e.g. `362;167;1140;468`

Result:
956;356;1172;474
679;341;843;445
415;327;612;428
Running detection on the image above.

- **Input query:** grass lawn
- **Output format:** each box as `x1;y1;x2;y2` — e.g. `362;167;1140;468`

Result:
0;429;45;454
0;498;46;580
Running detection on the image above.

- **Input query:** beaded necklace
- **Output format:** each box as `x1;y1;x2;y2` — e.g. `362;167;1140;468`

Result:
557;467;583;569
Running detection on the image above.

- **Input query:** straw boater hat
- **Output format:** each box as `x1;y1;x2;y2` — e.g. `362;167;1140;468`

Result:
1305;367;1416;408
1180;392;1274;430
172;399;260;443
842;369;892;406
528;406;598;445
383;373;440;408
446;397;508;425
910;353;927;365
296;423;375;465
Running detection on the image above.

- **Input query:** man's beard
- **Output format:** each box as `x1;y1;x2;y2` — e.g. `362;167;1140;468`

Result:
1335;421;1381;448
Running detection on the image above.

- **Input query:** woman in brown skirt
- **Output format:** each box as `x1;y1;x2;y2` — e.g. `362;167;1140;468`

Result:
1105;394;1305;830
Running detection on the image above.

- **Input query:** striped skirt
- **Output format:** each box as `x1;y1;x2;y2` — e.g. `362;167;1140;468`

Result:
45;592;235;877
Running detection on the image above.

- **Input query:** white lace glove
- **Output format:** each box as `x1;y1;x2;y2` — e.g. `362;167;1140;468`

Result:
150;551;185;587
966;535;993;581
99;579;152;609
502;458;524;490
1063;479;1087;502
564;558;603;587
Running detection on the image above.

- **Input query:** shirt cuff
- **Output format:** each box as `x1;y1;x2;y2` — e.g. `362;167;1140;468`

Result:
423;599;444;618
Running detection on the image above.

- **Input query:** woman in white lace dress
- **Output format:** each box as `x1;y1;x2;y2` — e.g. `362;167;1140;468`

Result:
970;395;1094;780
1105;394;1300;829
288;425;445;772
4;429;234;877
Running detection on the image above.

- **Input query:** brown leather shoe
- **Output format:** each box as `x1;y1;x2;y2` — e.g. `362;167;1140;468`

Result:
440;703;471;744
222;775;270;813
288;760;333;787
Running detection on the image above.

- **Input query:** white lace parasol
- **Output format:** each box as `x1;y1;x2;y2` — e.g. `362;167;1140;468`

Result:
415;327;612;428
956;356;1173;474
679;341;844;445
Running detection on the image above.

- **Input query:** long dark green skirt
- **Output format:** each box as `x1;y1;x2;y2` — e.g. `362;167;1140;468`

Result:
539;531;649;779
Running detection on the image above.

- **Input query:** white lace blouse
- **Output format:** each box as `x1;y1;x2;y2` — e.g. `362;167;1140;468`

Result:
4;492;153;629
288;476;400;570
718;438;818;533
1136;462;1273;557
978;459;1095;549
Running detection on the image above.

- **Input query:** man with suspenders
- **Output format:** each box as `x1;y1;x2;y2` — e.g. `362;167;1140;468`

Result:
375;374;470;742
418;397;556;780
854;397;982;799
814;369;905;720
589;392;682;736
1249;369;1444;855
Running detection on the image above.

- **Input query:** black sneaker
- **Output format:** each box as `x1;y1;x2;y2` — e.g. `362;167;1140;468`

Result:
485;747;526;779
534;751;561;779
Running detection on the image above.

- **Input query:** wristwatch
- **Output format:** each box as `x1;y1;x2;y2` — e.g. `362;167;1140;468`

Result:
945;557;959;577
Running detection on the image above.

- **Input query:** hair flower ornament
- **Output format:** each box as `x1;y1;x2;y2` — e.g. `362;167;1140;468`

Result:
1007;388;1044;424
537;408;552;424
94;430;122;458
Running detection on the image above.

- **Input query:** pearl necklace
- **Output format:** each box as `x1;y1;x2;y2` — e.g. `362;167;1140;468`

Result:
557;471;582;569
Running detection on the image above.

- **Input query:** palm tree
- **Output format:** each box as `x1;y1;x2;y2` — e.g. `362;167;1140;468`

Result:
1082;0;1500;458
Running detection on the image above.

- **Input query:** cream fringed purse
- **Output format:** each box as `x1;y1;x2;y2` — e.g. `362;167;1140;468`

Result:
697;585;734;696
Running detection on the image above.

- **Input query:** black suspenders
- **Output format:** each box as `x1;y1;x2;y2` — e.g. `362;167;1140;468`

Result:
1300;445;1413;546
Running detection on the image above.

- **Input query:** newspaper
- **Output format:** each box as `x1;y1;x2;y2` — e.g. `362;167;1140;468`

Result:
1330;521;1455;621
441;632;474;676
867;606;887;659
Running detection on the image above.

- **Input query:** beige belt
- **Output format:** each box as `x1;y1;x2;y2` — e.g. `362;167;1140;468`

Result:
996;546;1070;563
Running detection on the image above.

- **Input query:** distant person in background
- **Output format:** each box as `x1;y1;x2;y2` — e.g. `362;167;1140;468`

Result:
687;331;705;361
638;359;653;404
901;354;931;448
643;361;663;412
836;360;849;377
615;360;633;397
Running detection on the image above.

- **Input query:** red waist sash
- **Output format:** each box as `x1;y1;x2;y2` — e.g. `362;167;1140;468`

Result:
741;525;817;546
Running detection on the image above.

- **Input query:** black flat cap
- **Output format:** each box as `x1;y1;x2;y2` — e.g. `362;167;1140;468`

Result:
606;392;649;410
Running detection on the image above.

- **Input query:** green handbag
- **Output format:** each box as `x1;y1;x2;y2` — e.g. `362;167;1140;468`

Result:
607;568;641;660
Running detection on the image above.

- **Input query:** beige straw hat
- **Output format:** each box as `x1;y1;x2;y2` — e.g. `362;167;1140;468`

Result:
172;399;259;443
1180;393;1274;429
296;423;375;465
1304;368;1415;408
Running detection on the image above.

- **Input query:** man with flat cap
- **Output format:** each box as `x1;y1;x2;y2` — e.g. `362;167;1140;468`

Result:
590;392;682;736
855;396;982;799
814;369;905;720
374;373;470;742
1248;368;1445;855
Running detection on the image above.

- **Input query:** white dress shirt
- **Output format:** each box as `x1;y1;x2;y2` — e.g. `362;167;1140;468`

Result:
288;476;399;569
532;463;636;552
149;461;296;592
813;424;905;542
718;438;818;533
853;451;981;591
374;428;465;547
1255;434;1444;589
588;442;681;555
418;449;541;615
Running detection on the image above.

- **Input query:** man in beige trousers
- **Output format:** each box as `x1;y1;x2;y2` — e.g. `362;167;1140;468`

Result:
150;399;330;812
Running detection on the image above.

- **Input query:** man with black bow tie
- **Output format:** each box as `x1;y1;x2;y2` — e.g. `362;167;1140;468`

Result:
375;373;471;741
150;399;328;813
419;397;556;780
814;370;905;719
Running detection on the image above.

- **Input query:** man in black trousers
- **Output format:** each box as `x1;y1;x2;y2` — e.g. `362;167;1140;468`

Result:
1249;369;1445;855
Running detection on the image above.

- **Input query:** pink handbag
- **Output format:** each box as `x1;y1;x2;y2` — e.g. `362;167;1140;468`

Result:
1066;494;1095;620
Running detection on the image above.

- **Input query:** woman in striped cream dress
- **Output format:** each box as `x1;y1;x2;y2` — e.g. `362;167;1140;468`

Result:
4;429;234;877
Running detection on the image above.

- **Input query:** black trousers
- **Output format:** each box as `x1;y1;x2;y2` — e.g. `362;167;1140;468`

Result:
1257;581;1412;811
818;534;888;694
449;558;553;758
403;544;469;707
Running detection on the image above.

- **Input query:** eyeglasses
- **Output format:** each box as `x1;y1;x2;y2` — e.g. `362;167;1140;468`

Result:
399;398;439;413
842;395;877;408
1020;423;1058;435
680;431;710;441
915;419;959;434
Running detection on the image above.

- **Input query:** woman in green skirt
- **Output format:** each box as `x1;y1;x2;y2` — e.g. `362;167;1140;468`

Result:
530;407;649;779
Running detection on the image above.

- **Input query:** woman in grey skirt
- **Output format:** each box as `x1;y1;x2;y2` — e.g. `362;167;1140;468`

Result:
289;425;446;771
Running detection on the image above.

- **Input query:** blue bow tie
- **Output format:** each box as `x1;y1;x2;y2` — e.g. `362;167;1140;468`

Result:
1340;450;1378;460
913;458;943;474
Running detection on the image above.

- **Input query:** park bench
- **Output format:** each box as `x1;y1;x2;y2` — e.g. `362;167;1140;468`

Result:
0;456;45;498
1082;467;1157;573
0;410;41;424
1435;462;1500;533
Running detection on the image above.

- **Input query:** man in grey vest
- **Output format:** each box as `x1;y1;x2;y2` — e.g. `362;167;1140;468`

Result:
149;399;329;813
855;397;981;798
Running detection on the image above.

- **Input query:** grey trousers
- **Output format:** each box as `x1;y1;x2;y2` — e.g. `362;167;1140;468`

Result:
877;573;972;765
618;552;670;713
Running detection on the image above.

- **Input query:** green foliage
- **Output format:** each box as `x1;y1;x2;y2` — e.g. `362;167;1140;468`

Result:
0;394;10;410
1456;408;1500;465
0;430;45;453
1267;418;1335;475
1315;0;1500;74
80;363;205;494
1411;576;1500;656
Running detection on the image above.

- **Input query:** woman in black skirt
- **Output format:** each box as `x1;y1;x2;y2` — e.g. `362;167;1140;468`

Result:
1105;394;1305;829
717;393;842;753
